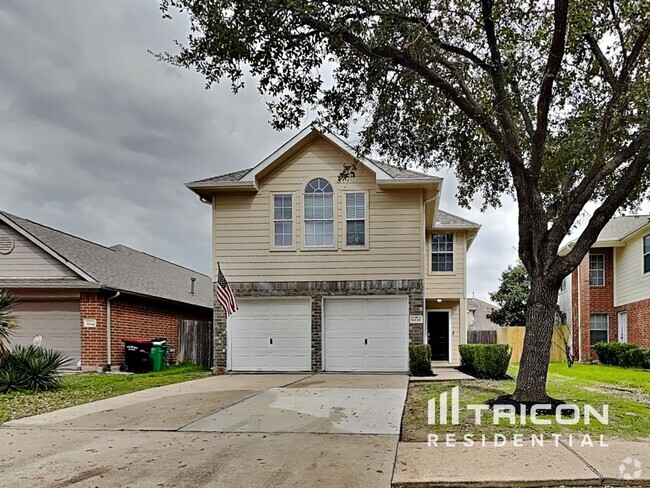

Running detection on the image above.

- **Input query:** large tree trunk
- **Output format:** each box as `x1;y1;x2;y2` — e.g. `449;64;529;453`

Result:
512;275;561;402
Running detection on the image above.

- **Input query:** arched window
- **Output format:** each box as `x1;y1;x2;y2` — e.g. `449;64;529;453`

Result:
304;178;334;247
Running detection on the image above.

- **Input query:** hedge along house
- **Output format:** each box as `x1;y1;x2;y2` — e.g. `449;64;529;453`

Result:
187;127;480;373
0;211;212;370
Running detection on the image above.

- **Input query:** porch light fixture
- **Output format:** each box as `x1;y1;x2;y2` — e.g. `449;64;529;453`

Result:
436;298;443;303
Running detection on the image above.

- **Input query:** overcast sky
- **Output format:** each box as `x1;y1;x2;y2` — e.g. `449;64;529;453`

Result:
0;0;535;302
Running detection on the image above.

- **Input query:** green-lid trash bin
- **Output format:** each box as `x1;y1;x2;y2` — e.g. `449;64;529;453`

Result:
149;344;165;372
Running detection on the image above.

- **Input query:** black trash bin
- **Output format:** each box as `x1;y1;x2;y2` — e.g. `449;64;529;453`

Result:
121;338;154;373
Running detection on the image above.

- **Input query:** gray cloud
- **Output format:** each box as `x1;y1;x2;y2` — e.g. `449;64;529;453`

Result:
0;0;522;301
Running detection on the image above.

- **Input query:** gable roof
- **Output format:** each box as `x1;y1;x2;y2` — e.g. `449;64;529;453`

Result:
596;215;650;242
0;212;212;309
434;209;481;229
467;298;500;331
560;214;650;255
186;127;441;195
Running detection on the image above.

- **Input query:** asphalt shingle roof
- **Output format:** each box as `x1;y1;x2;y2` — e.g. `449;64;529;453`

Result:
597;215;650;242
187;168;253;187
435;209;481;229
1;212;212;309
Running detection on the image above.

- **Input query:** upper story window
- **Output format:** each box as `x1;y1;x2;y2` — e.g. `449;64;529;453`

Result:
559;277;567;293
589;254;605;286
273;194;293;248
345;192;366;247
431;233;454;272
644;235;650;274
304;178;334;247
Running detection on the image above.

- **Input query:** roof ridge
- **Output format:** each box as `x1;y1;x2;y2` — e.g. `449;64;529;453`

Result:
1;211;117;254
111;244;210;278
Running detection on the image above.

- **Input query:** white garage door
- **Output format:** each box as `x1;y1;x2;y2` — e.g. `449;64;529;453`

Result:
324;297;409;372
229;298;311;372
11;300;80;367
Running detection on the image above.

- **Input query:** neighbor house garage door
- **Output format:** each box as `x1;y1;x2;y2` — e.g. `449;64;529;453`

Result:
323;297;409;372
228;298;311;371
11;300;80;367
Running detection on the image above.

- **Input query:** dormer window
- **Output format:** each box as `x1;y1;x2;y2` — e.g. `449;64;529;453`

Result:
304;178;334;247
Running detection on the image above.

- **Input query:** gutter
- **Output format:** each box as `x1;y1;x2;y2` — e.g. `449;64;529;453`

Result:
105;291;121;371
577;264;582;363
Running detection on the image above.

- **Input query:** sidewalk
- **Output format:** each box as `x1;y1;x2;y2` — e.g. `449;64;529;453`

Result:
393;439;650;487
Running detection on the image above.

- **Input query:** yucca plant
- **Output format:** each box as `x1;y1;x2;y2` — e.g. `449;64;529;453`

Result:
0;290;17;353
0;345;69;393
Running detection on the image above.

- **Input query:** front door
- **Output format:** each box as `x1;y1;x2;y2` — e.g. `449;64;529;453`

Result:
618;312;628;343
427;311;450;361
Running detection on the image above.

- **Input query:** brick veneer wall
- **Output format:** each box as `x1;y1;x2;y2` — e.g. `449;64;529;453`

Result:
213;280;424;373
80;291;211;368
616;298;650;347
571;248;626;361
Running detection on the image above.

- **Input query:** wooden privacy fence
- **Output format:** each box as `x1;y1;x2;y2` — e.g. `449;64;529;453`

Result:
178;320;213;369
496;325;570;363
468;330;497;344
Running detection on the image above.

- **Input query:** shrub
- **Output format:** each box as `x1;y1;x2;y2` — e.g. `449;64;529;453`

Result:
0;345;69;393
459;344;511;379
593;342;639;366
409;344;433;376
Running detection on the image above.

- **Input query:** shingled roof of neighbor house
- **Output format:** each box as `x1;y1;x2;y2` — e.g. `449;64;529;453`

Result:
596;215;650;242
0;212;212;309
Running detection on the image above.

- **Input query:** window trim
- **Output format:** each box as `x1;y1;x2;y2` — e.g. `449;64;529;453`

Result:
343;190;369;250
589;313;609;346
269;192;296;251
430;232;455;273
644;234;650;275
589;253;605;287
302;178;336;250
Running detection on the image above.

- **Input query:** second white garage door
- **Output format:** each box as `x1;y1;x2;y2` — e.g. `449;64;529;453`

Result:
228;298;311;372
323;297;409;372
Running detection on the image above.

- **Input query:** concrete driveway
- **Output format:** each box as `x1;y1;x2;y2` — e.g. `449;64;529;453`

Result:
0;373;407;487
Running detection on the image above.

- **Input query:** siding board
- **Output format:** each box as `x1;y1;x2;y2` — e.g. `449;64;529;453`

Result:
0;223;78;279
214;138;422;281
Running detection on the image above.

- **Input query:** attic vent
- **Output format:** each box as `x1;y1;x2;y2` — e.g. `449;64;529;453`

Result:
0;232;15;255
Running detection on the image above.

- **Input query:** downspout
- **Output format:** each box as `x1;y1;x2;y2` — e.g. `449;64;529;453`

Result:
577;265;582;363
106;291;121;371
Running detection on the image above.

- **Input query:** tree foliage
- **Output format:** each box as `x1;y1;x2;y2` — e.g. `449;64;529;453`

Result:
0;290;17;354
488;263;567;327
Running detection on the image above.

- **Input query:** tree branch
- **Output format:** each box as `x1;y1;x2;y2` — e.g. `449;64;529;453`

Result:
557;136;650;278
547;127;650;253
297;14;522;165
530;0;569;175
584;32;617;89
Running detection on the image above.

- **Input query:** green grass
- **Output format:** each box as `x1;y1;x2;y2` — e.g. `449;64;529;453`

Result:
402;362;650;442
0;363;210;423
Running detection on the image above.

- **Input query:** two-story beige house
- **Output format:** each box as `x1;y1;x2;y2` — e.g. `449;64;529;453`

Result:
188;127;480;372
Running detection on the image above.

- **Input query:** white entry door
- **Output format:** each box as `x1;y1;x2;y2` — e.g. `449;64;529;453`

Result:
323;297;409;372
229;298;311;371
618;311;628;343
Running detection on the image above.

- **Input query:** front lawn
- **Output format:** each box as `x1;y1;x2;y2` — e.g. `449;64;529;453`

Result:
402;363;650;442
0;362;209;423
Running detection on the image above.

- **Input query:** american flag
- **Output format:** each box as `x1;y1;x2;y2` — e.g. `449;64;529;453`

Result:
216;263;238;318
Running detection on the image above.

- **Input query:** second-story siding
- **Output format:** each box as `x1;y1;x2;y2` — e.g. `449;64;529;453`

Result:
425;230;466;299
213;138;423;282
615;233;650;306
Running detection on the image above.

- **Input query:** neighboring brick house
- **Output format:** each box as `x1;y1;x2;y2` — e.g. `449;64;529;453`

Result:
0;211;212;370
558;215;650;361
187;127;480;373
